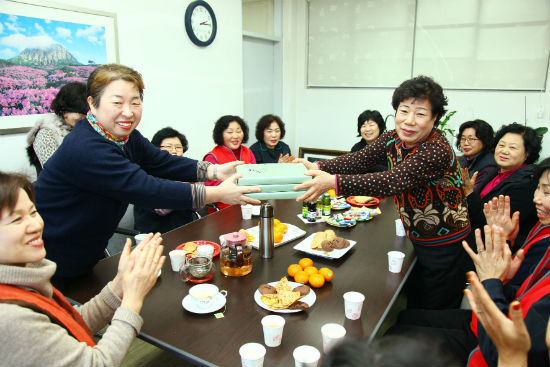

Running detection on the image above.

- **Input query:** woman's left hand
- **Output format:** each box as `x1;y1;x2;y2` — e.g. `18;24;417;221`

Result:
462;225;512;282
464;271;530;367
215;161;245;181
461;167;477;196
294;170;335;202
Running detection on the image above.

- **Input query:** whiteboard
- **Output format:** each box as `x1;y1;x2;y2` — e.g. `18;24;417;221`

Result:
307;0;550;90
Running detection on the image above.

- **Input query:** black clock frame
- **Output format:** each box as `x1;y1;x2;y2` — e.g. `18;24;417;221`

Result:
185;0;217;47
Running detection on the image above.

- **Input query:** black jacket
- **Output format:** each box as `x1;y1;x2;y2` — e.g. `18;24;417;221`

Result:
467;164;538;247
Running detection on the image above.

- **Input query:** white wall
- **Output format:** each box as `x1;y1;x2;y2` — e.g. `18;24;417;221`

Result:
281;0;550;160
0;0;243;176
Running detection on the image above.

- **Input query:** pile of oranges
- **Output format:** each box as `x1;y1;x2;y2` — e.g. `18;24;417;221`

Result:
287;258;334;288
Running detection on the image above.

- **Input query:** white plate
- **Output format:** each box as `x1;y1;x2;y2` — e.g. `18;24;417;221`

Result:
254;281;316;313
296;214;326;224
219;223;307;250
293;233;357;259
182;292;226;314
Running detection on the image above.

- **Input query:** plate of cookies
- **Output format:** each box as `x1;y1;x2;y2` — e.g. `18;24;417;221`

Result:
293;230;356;259
346;196;380;207
175;240;221;258
254;277;316;313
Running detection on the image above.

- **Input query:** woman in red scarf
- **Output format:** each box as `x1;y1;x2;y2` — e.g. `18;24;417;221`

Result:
0;171;165;365
204;115;256;210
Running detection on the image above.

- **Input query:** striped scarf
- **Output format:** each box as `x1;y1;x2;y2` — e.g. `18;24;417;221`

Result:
86;112;128;148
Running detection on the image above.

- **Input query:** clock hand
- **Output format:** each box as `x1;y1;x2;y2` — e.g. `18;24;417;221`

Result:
200;21;211;26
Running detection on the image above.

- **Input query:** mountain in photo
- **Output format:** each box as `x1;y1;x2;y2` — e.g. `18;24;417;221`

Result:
8;44;81;66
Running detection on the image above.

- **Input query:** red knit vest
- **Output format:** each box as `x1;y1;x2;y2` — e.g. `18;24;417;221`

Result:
0;283;96;346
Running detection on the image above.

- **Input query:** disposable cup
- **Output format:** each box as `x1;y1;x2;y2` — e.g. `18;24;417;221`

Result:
169;249;187;272
241;204;253;220
343;291;365;320
261;315;285;347
239;342;266;367
321;323;346;353
395;219;406;236
197;244;214;259
387;251;405;273
134;233;148;245
293;345;321;367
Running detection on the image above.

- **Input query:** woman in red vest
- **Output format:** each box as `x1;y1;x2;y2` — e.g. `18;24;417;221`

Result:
385;157;550;366
0;171;165;365
204;115;256;210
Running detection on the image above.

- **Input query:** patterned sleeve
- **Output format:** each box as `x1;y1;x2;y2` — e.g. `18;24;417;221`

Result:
330;138;453;197
33;128;60;167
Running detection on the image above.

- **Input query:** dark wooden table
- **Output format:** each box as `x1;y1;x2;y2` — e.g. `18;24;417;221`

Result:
65;199;415;367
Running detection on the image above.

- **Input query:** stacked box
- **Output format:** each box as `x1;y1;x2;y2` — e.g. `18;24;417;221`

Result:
236;163;311;200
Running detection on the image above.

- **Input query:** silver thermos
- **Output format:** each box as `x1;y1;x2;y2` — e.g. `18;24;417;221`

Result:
259;202;274;258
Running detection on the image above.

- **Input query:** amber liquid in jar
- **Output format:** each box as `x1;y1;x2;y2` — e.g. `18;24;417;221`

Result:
220;247;253;276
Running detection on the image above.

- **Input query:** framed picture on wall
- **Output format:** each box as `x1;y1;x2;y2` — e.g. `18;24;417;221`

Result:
298;147;349;163
0;0;119;135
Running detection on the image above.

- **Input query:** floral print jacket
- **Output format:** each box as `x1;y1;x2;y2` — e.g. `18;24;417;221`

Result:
319;129;471;246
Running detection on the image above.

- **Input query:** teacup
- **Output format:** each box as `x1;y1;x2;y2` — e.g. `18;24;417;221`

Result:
180;256;215;282
189;283;226;309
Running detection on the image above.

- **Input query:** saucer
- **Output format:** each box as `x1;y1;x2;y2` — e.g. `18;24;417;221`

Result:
182;293;226;314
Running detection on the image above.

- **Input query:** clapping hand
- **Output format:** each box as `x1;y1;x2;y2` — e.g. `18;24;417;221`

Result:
278;154;296;163
462;225;512;282
461;167;478;196
483;195;520;247
464;271;530;367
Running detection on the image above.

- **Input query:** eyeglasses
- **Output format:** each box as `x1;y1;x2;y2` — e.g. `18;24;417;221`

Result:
160;145;184;152
460;137;479;144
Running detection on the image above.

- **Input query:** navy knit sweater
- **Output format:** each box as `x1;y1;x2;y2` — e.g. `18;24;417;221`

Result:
35;119;198;277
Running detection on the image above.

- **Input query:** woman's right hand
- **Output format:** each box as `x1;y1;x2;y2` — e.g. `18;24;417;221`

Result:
461;167;477;196
119;234;165;314
483;195;520;246
206;173;261;205
292;158;318;171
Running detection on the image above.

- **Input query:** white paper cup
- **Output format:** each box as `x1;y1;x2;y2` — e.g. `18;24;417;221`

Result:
261;315;285;347
169;249;187;272
293;345;321;367
241;204;253;220
197;244;214;259
343;291;365;320
239;342;266;367
388;251;405;273
134;233;148;245
321;323;346;353
395;219;406;236
189;283;219;309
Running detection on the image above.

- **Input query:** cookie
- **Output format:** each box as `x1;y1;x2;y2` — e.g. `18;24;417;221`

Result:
258;284;277;295
292;285;311;296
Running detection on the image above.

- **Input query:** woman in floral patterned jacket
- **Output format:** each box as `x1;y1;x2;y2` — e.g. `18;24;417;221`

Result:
295;76;471;310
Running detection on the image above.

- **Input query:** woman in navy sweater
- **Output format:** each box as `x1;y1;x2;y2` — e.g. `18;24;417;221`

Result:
34;64;260;288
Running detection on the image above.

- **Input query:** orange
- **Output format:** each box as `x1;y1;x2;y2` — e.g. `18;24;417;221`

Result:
304;266;318;276
274;231;284;243
319;267;334;282
274;218;281;225
287;264;302;277
309;273;325;288
294;270;309;285
278;223;288;234
298;258;313;269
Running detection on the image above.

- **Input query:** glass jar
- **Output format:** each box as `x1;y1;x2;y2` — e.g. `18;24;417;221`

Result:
220;232;252;276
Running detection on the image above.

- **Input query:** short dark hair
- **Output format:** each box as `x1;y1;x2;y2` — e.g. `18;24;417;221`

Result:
392;75;448;126
357;110;386;137
0;171;34;218
455;119;494;152
151;127;188;153
255;114;286;142
534;157;550;182
50;82;88;117
212;115;249;146
492;123;541;164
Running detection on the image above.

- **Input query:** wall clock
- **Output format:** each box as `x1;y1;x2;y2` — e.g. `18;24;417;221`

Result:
185;0;217;47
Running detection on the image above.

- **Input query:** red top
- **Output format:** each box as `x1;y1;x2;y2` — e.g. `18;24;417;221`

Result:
479;164;525;199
